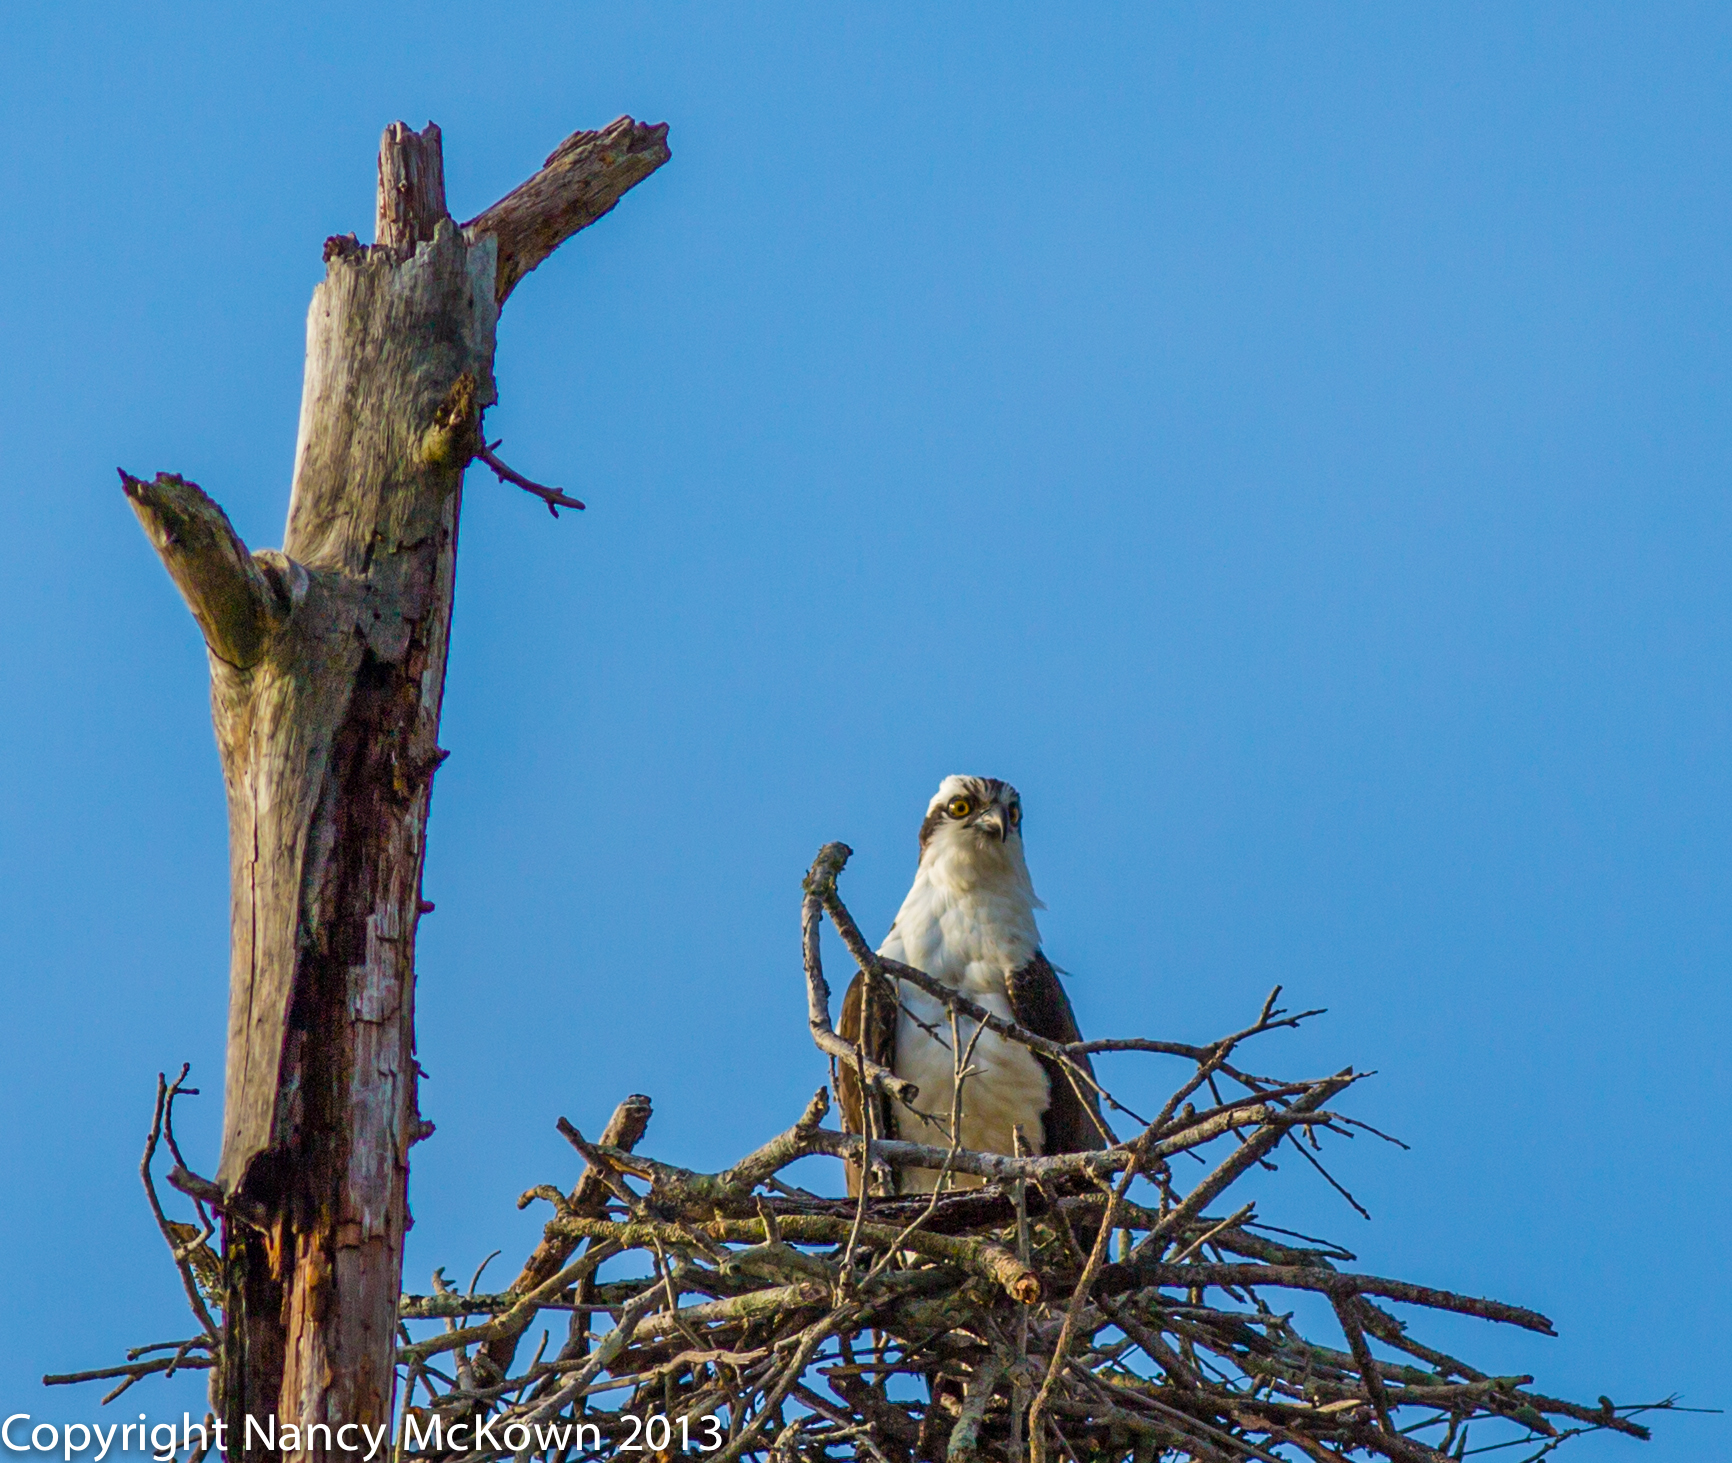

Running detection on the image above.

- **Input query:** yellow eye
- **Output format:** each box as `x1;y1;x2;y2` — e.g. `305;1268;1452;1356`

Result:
1008;804;1021;826
946;797;973;819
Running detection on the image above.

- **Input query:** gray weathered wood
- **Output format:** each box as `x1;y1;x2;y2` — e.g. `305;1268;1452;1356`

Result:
464;114;671;304
126;115;668;1462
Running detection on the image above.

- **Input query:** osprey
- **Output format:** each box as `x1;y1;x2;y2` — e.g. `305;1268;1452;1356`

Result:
838;775;1107;1193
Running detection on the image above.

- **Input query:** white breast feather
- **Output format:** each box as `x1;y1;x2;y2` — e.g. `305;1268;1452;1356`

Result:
879;824;1051;1192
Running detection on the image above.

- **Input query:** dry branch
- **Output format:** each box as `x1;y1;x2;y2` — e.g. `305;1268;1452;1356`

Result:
464;116;672;304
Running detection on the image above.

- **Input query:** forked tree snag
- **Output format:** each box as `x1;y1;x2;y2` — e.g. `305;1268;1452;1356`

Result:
126;116;668;1461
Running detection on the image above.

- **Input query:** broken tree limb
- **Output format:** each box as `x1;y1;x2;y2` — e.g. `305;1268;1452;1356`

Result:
122;473;298;670
464;116;672;305
480;1094;654;1378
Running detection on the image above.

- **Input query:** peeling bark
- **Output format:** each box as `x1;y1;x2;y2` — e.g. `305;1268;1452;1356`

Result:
126;116;668;1462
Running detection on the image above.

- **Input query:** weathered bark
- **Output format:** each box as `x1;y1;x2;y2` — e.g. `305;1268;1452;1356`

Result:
126;116;668;1461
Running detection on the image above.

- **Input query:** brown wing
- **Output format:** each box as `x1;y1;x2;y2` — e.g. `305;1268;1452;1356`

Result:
836;969;900;1195
1006;950;1111;1154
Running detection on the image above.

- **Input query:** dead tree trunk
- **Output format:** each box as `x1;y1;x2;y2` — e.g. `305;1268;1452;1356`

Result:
125;116;668;1461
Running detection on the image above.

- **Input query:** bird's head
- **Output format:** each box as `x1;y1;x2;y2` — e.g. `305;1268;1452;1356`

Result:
916;775;1040;901
920;775;1023;847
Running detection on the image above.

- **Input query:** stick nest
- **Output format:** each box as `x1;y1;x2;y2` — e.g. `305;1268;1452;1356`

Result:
53;846;1682;1462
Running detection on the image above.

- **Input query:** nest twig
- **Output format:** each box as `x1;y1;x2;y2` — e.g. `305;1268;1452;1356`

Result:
49;845;1691;1462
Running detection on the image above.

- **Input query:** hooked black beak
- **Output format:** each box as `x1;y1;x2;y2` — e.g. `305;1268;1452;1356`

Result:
975;806;1009;842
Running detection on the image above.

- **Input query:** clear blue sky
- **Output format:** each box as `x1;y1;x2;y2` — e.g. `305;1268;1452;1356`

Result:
1;4;1725;1456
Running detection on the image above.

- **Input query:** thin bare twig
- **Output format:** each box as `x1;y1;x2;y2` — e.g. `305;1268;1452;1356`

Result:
477;439;585;516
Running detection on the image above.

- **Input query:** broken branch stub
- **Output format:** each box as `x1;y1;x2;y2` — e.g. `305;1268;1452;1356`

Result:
124;116;667;1461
